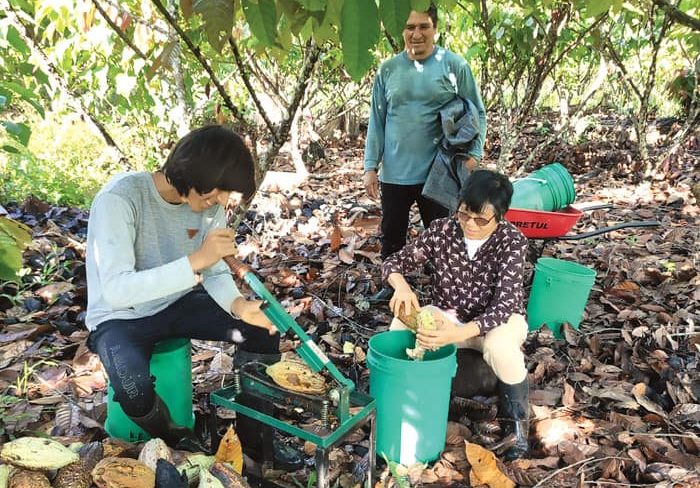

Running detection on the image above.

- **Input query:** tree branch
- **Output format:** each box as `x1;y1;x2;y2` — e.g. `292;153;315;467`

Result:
228;37;278;141
642;4;674;108
604;38;644;102
653;0;700;31
543;13;608;83
260;38;320;172
150;0;250;132
243;52;287;106
383;29;400;53
90;0;146;59
99;0;169;35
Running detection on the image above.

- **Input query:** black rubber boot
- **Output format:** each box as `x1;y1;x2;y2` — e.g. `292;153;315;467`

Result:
129;395;209;453
234;350;303;472
498;379;530;461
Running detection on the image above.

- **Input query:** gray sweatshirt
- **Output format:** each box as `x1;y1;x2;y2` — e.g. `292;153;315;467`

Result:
85;172;242;331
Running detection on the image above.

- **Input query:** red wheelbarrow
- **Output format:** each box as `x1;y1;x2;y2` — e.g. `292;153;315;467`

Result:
505;204;661;241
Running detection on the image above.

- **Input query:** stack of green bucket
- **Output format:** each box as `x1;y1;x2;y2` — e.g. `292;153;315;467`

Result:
510;162;576;211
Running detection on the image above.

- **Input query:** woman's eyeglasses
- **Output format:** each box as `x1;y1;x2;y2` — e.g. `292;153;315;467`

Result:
455;210;496;227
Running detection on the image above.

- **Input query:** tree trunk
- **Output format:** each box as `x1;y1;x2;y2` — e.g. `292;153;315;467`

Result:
289;109;309;178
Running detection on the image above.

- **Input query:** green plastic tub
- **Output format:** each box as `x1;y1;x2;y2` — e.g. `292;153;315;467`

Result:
368;330;456;465
105;338;194;442
527;258;596;338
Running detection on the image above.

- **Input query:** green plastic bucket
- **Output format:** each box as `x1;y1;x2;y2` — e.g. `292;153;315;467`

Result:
367;330;456;465
527;258;596;338
511;163;576;211
105;338;194;442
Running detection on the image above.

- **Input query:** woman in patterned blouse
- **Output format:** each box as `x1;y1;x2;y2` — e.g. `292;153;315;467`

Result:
382;169;530;460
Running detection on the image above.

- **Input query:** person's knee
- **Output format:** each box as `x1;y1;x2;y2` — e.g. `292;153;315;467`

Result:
482;331;527;384
112;373;156;417
236;327;280;354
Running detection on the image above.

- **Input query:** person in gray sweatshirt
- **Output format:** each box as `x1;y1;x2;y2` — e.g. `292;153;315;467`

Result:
85;126;299;466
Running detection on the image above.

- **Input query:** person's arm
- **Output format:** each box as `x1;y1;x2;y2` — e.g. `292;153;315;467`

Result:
472;234;528;335
382;221;441;315
387;272;420;316
363;69;388;174
457;60;487;162
200;209;276;333
200;208;243;314
89;193;197;308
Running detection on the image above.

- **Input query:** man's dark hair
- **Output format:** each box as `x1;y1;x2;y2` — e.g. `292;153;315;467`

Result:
162;125;255;200
426;4;438;27
458;170;513;221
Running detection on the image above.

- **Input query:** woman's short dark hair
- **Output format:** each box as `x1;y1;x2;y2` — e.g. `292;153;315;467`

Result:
161;125;255;200
458;170;513;221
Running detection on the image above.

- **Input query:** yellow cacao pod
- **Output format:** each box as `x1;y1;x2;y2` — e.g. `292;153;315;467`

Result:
91;457;155;488
0;437;79;470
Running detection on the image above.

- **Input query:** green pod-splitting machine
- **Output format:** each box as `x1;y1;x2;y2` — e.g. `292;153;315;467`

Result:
210;257;376;488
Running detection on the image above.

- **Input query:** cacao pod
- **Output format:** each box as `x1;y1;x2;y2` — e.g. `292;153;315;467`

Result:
155;459;187;488
0;437;79;470
138;438;172;472
8;469;51;488
91;457;155;488
177;454;215;486
198;468;224;488
404;308;439;360
210;462;251;488
54;441;104;488
0;465;11;488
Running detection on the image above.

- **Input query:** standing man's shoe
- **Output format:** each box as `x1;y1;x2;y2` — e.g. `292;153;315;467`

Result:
498;379;529;461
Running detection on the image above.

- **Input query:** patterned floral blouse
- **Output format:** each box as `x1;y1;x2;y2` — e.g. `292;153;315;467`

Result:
382;217;528;335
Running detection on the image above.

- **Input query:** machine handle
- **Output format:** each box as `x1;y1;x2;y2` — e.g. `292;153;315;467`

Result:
222;255;355;390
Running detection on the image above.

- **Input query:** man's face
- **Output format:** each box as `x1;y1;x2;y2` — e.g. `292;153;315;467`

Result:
403;11;436;61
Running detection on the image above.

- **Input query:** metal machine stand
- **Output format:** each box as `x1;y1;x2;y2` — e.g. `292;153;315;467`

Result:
210;257;376;488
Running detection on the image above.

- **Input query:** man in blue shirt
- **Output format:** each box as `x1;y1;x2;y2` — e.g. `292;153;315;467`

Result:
363;5;487;299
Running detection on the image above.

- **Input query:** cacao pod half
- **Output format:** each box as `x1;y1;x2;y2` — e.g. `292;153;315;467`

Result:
266;360;327;394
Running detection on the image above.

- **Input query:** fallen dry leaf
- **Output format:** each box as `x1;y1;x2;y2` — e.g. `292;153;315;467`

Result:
464;441;515;488
215;424;243;474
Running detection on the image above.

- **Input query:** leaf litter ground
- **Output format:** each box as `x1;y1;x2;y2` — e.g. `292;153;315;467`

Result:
0;115;698;487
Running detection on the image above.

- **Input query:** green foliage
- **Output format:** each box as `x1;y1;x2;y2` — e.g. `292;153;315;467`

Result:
0;113;113;207
191;0;235;52
0;215;32;281
242;0;280;48
340;0;380;80
380;0;412;40
0;0;695;206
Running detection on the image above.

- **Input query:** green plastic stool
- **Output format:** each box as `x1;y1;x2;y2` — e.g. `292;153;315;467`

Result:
105;338;195;442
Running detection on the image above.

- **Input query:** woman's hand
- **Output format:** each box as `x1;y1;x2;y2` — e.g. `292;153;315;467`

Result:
417;320;480;349
390;285;420;317
231;297;278;335
189;228;237;272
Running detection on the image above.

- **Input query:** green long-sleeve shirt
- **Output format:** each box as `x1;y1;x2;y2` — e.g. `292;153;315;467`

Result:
364;47;487;185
